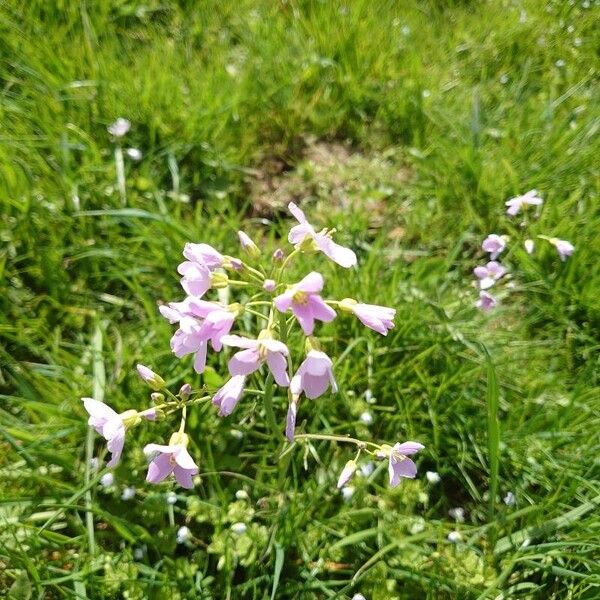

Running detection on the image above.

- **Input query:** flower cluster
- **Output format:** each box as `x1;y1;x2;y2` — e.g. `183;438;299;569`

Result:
82;203;423;491
475;190;575;311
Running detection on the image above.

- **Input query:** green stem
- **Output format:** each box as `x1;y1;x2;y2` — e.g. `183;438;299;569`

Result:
263;373;284;441
294;433;379;449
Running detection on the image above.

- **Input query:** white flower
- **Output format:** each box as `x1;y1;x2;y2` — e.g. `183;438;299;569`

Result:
449;507;465;523
505;189;543;216
176;526;191;544
166;491;177;505
235;489;249;500
426;471;440;484
359;411;373;425
107;118;131;138
524;239;535;254
352;595;367;600
100;472;114;488
447;531;462;543
341;486;355;501
503;491;516;506
360;462;375;477
121;486;136;500
126;147;142;161
231;522;247;535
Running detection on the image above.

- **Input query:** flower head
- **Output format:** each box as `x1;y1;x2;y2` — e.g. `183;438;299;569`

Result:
339;299;395;335
549;238;575;261
107;118;130;138
385;441;424;487
221;334;290;386
144;438;199;489
524;239;535;254
482;234;507;260
182;243;224;270
473;261;507;290
476;290;497;311
288;202;357;268
290;350;337;399
238;230;260;259
274;272;336;335
505;189;543;216
126;147;142;161
212;375;246;416
136;364;165;390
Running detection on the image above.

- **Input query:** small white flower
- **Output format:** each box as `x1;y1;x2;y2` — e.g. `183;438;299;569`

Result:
449;507;465;523
524;239;535;254
166;491;177;505
341;486;355;501
352;595;367;600
231;522;247;535
426;471;441;484
133;546;145;560
503;491;516;506
409;518;425;534
422;89;431;98
107;118;131;138
401;25;410;36
126;147;142;161
447;531;462;543
176;526;191;544
235;489;249;500
360;462;375;477
100;473;114;488
574;38;582;47
555;59;566;68
500;74;509;84
359;411;373;425
89;457;100;470
121;486;136;500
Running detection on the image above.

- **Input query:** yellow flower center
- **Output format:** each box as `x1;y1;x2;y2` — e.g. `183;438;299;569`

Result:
292;291;308;305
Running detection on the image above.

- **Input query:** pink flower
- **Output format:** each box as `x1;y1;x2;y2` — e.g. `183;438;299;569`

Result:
182;243;224;269
82;398;127;468
505;190;543;216
340;299;395;335
285;399;298;441
136;364;165;390
273;272;336;335
212;375;246;416
290;351;337;399
144;443;198;489
288;202;357;268
387;441;424;487
221;335;290;386
473;261;507;290
550;238;575;261
482;234;507;260
476;290;497;311
263;279;276;293
177;261;211;297
237;230;260;258
337;460;357;488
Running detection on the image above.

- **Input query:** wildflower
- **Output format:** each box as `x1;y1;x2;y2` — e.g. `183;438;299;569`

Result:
107;118;130;138
503;491;516;506
482;234;507;260
290;351;337;399
126;147;142;161
238;230;260;259
386;441;424;487
83;398;138;467
352;595;367;600
476;290;497;311
473;261;507;290
341;486;355;501
140;407;157;421
179;383;192;400
447;531;462;543
100;473;114;488
121;486;136;500
235;489;249;500
524;239;535;254
212;375;246;416
182;242;224;270
144;437;199;489
89;457;100;470
133;546;145;560
176;526;191;544
426;471;440;484
339;299;395;335
288;202;357;268
136;364;165;391
337;460;357;488
449;507;465;522
549;238;575;261
359;411;373;425
274;272;336;335
231;522;247;535
505;190;543;216
263;279;276;293
166;491;178;505
285;398;298;441
272;248;285;262
360;462;374;476
221;334;290;386
177;261;211;297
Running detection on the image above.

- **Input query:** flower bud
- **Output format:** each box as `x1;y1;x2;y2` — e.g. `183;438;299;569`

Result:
168;431;189;447
136;364;165;391
272;248;285;262
210;271;229;288
140;407;158;421
179;383;192;400
151;392;164;403
263;279;276;293
238;231;261;259
339;297;358;313
304;336;321;353
231;522;247;535
121;409;141;428
337;460;357;488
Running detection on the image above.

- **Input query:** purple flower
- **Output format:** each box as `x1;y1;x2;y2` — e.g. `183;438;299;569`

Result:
182;243;224;269
273;272;336;335
263;279;276;293
212;375;246;416
272;248;285;262
238;230;260;258
285;399;298;441
387;441;424;487
221;335;290;386
136;364;165;390
550;238;575;261
177;261;211;297
108;118;130;138
82;398;128;467
505;189;543;216
288;202;357;268
144;442;199;489
290;350;337;399
473;261;507;290
337;460;357;488
340;299;395;335
482;234;507;260
476;290;497;311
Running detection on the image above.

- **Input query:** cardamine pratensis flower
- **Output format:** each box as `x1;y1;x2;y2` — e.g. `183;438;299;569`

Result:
473;261;507;290
505;189;543;216
107;118;130;138
549;238;575;261
182;243;225;270
288;202;357;268
212;375;246;416
290;350;337;399
384;441;424;487
337;460;357;488
476;290;497;311
221;334;290;386
136;364;165;391
339;298;395;335
144;434;198;489
274;272;336;335
481;234;507;260
238;230;261;259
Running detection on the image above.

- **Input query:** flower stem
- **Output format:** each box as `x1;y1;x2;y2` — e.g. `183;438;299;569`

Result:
294;433;379;449
262;372;284;442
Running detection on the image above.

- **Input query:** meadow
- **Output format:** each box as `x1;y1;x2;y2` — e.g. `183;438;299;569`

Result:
1;0;599;598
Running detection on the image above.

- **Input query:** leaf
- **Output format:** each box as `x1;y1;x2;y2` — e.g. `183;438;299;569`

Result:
270;543;284;600
8;571;32;600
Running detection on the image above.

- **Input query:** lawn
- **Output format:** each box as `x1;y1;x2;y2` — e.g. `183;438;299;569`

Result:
1;0;599;598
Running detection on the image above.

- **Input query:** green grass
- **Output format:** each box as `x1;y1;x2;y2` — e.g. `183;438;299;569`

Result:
1;0;599;598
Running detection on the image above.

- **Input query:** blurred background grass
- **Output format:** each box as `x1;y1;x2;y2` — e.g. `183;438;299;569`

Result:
1;0;599;598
